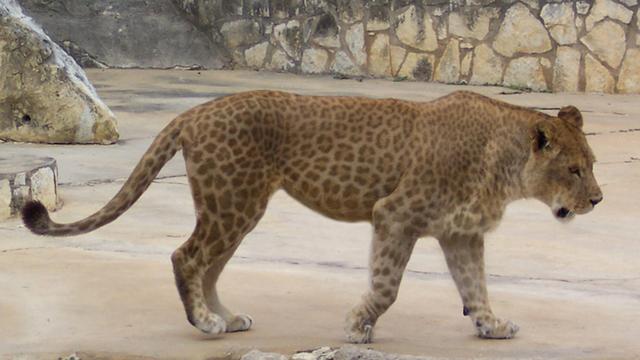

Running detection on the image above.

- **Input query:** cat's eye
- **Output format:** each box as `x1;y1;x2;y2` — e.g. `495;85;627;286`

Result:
569;166;581;178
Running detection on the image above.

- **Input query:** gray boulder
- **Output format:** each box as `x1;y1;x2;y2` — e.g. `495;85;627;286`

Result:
0;0;119;144
18;0;230;69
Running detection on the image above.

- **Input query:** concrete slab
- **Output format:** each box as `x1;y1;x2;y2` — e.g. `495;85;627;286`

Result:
1;70;639;359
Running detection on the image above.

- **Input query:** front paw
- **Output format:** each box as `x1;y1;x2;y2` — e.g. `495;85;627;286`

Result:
345;309;374;344
195;312;227;334
475;317;519;339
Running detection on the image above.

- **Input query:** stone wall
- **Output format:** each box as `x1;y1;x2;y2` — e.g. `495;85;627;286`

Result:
177;0;640;93
20;0;640;93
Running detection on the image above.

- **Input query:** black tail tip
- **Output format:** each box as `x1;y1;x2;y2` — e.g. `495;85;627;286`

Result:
21;200;50;234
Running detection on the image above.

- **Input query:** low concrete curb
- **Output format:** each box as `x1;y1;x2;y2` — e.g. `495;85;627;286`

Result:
0;155;60;220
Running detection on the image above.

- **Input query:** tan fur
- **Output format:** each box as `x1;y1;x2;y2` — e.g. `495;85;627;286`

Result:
23;90;602;343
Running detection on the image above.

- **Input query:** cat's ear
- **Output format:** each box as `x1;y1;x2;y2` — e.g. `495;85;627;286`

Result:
558;106;583;129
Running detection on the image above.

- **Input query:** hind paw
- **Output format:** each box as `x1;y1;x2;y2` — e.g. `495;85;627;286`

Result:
195;313;227;334
226;314;253;332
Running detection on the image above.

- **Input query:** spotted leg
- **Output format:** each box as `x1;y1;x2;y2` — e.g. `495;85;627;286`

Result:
438;233;519;339
171;224;227;334
345;202;418;344
173;149;274;335
202;251;254;333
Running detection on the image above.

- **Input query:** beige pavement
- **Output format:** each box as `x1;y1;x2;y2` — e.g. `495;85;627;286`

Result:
1;70;639;359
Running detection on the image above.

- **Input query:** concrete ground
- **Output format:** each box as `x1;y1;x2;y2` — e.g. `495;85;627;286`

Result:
1;70;639;360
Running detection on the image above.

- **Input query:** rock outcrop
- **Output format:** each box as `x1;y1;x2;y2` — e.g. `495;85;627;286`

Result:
19;0;227;69
0;0;118;144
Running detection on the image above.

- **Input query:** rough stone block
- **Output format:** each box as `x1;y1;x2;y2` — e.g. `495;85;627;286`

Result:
492;3;551;57
0;155;60;221
0;0;118;144
503;57;548;91
397;53;435;81
580;20;626;69
301;48;329;74
273;20;302;61
267;50;295;72
245;42;270;68
585;54;615;93
470;44;504;85
330;51;363;76
434;39;460;83
30;167;57;210
395;5;438;52
586;0;633;31
541;3;577;45
553;47;581;92
616;49;640;94
448;9;496;40
368;33;392;76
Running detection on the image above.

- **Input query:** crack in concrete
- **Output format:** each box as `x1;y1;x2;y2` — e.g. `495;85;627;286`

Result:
585;128;640;136
527;106;629;117
1;246;49;253
598;157;640;165
0;226;21;231
59;174;187;187
153;180;188;186
60;244;640;289
232;255;640;285
3;245;638;303
14;244;636;286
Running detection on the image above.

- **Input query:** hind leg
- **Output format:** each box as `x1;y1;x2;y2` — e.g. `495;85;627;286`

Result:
171;224;227;334
172;201;269;334
198;181;273;333
202;249;254;333
173;156;275;334
172;189;271;334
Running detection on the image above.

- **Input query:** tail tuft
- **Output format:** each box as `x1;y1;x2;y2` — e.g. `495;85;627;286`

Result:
22;201;51;235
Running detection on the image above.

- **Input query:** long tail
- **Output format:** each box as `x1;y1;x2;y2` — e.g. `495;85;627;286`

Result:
22;117;184;236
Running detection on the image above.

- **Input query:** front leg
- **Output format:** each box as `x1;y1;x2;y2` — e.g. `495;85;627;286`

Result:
345;203;418;344
439;232;519;339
